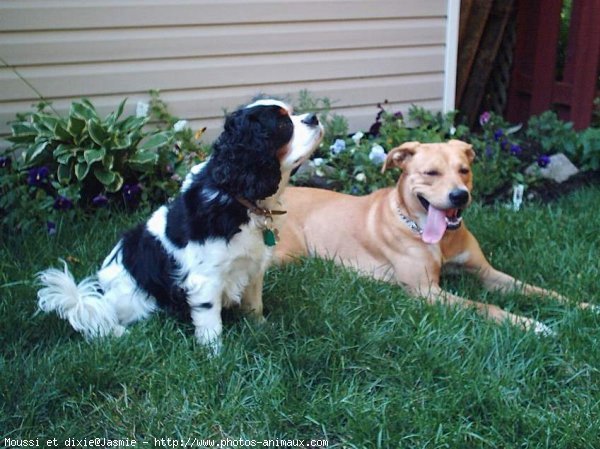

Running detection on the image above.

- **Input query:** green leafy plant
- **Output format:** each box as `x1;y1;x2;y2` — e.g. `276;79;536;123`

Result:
10;98;165;194
576;127;600;170
1;94;208;232
525;111;578;156
467;112;529;200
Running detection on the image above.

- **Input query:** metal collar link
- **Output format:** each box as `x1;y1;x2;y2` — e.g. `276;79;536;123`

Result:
396;206;423;235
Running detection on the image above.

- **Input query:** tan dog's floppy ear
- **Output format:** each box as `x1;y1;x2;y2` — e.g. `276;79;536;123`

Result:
448;139;476;164
381;141;420;173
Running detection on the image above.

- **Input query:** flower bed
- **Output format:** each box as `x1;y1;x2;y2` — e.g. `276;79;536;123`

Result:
292;93;600;205
1;91;598;234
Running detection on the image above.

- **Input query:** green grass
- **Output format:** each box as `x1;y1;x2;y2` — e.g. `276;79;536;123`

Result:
1;187;599;448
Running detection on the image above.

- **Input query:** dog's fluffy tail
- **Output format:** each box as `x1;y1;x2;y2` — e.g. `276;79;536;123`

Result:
37;260;120;339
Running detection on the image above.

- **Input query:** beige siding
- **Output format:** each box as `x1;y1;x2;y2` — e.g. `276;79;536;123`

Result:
0;0;452;141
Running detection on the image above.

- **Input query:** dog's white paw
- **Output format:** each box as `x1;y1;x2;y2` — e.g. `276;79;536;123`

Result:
111;324;128;338
533;321;556;337
250;314;267;326
579;302;600;313
195;329;223;356
204;338;223;357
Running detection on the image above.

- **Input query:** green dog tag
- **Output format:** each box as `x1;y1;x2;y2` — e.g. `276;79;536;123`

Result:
263;229;277;247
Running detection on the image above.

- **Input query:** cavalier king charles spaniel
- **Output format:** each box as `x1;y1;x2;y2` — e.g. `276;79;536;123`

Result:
37;98;323;351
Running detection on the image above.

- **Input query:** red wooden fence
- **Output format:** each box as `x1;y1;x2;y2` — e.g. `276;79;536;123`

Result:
506;0;600;129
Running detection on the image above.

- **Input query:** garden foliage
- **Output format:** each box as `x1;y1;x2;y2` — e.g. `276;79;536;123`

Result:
1;91;598;234
292;96;599;200
0;92;208;232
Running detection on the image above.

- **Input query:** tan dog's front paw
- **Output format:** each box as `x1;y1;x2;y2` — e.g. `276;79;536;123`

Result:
514;316;556;337
531;321;556;337
241;304;266;323
251;314;267;325
578;302;600;313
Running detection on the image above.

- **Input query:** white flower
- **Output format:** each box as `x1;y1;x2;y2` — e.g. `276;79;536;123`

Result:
316;168;325;177
136;101;149;118
368;144;387;165
351;131;364;145
312;158;324;167
355;173;367;182
449;126;456;136
329;139;346;155
173;120;188;132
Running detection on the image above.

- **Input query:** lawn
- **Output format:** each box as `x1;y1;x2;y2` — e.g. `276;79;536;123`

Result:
1;186;599;448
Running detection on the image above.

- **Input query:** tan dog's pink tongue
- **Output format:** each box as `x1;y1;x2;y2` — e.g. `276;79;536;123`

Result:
422;206;447;244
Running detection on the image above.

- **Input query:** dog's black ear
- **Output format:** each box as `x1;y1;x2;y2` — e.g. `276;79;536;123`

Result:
382;141;420;173
210;108;282;201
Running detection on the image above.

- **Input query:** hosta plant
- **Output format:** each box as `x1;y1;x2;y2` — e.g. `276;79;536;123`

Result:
1;95;208;233
8;98;171;194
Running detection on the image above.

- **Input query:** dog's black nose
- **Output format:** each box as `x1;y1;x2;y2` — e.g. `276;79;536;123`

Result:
301;113;319;127
449;189;469;207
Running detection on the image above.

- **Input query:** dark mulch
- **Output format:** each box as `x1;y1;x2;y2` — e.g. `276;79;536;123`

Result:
480;169;600;205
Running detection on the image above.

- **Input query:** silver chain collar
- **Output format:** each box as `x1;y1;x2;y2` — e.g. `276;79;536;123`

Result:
396;206;423;235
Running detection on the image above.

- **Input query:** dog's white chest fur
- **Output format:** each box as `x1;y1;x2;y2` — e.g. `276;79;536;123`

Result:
143;205;272;307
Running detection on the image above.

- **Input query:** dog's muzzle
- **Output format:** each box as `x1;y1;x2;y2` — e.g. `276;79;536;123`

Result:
417;194;465;231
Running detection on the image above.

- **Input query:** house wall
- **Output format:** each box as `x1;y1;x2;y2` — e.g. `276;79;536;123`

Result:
0;0;457;141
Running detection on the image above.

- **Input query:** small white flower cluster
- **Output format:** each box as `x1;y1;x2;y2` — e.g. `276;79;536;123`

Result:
351;131;364;145
312;157;326;177
314;131;389;184
368;144;386;165
173;120;188;132
136;101;149;118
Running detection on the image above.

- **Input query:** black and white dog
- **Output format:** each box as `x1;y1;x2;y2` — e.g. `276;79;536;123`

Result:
37;99;323;350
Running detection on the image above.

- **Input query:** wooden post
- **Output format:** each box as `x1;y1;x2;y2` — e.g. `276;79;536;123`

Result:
458;0;515;126
562;0;600;129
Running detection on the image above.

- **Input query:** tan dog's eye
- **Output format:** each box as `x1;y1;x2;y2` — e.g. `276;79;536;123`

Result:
424;170;440;176
459;167;470;175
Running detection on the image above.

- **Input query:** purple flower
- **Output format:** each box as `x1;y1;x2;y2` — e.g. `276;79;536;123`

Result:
375;102;386;121
493;129;504;141
122;183;142;204
47;221;57;235
510;144;522;156
484;146;494;159
393;111;403;120
27;166;50;186
92;193;109;207
537;154;551;168
54;195;73;210
0;156;11;168
479;111;491;126
369;121;382;137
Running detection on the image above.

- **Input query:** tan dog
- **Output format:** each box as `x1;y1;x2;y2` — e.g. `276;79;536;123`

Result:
276;139;592;335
